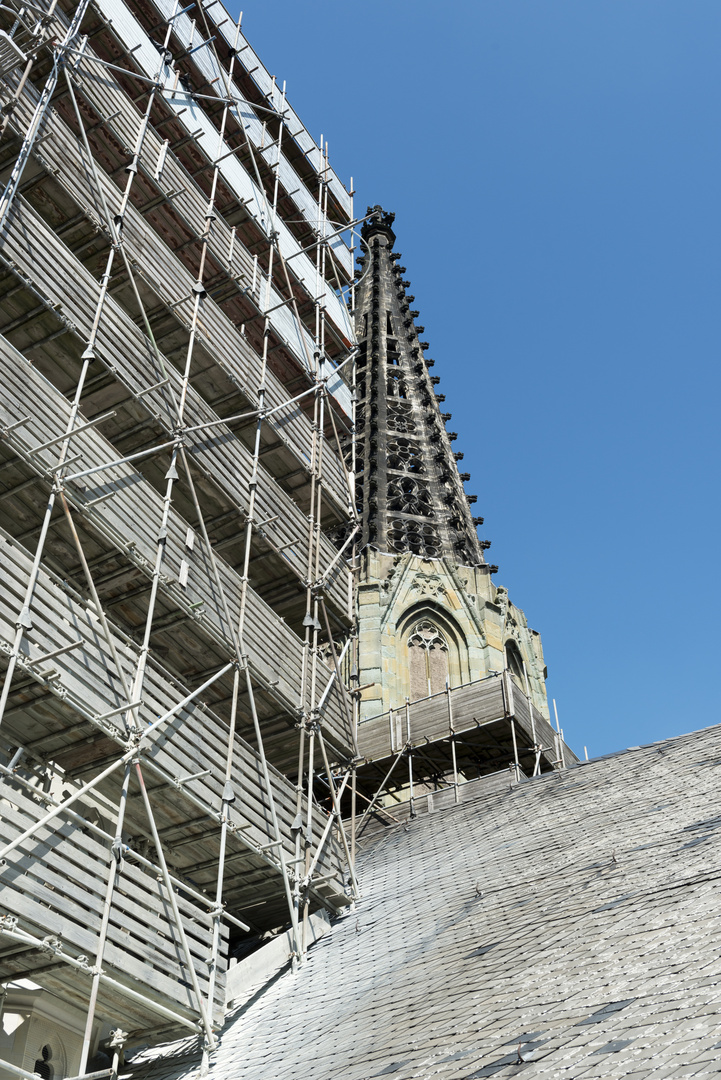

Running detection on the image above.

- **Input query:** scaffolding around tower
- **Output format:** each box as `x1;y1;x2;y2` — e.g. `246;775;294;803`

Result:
0;2;577;1074
0;0;363;1070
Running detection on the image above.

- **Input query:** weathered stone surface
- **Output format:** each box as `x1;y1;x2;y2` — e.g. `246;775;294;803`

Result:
352;214;548;721
358;549;548;721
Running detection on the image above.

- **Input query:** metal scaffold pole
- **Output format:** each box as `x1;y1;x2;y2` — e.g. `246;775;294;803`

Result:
0;0;360;1068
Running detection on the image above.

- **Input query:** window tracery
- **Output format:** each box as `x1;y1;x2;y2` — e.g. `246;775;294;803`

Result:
388;518;441;557
387;438;424;474
408;620;449;699
387;401;416;433
387;371;407;398
387;475;434;517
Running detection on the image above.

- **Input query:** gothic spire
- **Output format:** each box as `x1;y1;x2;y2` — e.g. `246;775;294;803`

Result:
354;207;489;567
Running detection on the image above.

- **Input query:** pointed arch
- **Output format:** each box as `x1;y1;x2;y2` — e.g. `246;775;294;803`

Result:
407;620;448;699
504;639;525;683
397;603;469;702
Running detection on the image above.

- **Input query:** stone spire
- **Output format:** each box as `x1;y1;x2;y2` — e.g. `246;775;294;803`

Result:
354;207;489;568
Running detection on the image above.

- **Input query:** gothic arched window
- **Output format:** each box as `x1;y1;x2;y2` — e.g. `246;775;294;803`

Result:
505;639;525;683
34;1046;53;1080
408;620;449;700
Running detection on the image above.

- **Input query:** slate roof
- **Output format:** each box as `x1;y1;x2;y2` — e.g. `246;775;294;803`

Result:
129;723;721;1080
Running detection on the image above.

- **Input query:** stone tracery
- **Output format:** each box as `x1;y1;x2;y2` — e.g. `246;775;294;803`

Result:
388;518;442;558
355;209;488;565
387;437;424;474
408;619;449;700
387;475;434;518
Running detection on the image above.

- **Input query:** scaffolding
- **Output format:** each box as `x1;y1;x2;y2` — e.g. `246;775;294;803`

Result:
0;1;579;1075
351;672;579;841
0;0;365;1072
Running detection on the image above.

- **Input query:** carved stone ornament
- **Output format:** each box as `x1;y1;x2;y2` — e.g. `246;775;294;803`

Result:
494;585;509;616
354;207;486;566
409;572;447;599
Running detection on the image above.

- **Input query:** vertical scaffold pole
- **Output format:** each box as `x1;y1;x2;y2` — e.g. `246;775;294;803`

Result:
76;761;133;1077
553;698;566;768
0;0;91;228
447;680;459;803
510;719;521;783
0;28;170;730
406;699;415;818
522;661;541;777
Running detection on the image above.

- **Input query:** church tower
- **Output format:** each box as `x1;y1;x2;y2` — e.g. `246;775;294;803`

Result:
354;208;550;722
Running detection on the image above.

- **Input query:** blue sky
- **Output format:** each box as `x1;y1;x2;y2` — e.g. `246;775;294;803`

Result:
240;1;721;757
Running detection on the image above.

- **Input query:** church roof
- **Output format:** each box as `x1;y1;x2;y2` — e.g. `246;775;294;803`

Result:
128;722;721;1079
